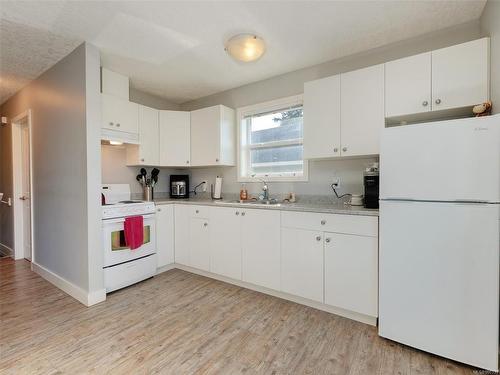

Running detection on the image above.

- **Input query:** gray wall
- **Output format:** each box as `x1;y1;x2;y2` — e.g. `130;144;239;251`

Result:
0;43;102;295
129;88;180;110
481;0;500;114
179;20;482;197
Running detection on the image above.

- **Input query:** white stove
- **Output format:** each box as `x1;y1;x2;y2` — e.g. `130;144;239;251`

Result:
101;184;157;293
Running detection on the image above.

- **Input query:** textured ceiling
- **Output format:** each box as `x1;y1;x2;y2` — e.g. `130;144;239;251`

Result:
0;0;487;105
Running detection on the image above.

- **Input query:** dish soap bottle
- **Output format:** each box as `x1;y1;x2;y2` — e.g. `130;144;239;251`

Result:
240;184;248;201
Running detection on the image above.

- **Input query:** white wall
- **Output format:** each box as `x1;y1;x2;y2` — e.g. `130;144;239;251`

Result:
0;42;103;302
481;0;500;114
129;88;180;110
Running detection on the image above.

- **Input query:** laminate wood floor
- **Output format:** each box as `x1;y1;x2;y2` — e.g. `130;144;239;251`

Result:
0;258;479;374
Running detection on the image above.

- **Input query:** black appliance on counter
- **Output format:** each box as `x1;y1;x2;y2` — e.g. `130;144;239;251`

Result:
363;171;379;209
170;175;189;199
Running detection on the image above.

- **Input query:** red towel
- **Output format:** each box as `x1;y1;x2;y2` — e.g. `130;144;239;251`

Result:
124;216;144;250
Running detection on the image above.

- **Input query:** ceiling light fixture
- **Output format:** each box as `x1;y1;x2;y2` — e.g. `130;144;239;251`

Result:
224;34;266;62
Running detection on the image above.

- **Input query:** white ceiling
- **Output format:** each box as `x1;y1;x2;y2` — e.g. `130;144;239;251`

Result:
0;0;487;105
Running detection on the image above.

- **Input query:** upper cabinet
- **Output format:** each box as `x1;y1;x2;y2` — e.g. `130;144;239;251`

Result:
159;110;191;167
101;93;139;135
341;64;384;157
303;75;341;159
386;38;490;120
385;52;432;118
190;105;236;167
126;105;160;166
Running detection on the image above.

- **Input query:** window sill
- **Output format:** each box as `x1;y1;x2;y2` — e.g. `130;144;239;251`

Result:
238;175;309;183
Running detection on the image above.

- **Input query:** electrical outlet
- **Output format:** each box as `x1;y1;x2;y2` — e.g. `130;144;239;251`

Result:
332;178;340;188
202;181;207;192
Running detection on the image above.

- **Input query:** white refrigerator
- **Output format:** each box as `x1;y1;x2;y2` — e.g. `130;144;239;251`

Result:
379;114;500;371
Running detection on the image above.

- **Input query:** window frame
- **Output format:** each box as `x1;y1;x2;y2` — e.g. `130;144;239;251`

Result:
237;95;309;183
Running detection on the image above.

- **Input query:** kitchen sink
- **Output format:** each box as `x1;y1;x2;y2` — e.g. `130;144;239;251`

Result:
214;199;282;207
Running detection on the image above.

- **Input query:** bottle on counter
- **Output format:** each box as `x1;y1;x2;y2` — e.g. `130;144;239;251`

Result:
240;184;248;201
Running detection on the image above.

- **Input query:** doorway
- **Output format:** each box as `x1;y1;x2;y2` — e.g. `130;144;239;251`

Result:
11;110;33;261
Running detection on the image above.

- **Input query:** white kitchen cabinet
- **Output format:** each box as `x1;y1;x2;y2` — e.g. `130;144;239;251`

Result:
101;93;139;134
385;53;432;118
159;110;191;167
156;205;174;268
303;75;341;159
281;227;324;302
191;105;236;167
101;68;129;100
126;105;160;166
189;217;210;271
324;233;378;316
174;204;189;265
431;37;490;111
209;206;242;279
241;209;281;291
341;64;384;156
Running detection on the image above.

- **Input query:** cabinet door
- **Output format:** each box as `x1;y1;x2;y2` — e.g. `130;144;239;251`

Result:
156;205;174;267
341;64;385;157
303;75;341;159
432;38;489;111
209;207;241;279
191;106;220;166
281;227;324;302
159;110;191;167
189;217;210;271
101;94;139;134
385;52;431;118
324;233;378;317
241;209;281;291
174;204;189;265
138;105;159;165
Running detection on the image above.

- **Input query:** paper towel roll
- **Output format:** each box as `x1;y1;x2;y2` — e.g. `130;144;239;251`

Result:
213;176;223;199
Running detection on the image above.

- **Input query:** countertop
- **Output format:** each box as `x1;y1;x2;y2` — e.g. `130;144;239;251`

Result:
153;197;379;216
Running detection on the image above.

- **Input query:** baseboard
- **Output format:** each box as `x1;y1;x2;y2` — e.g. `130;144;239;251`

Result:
156;263;175;275
0;242;13;257
173;264;378;326
31;262;106;307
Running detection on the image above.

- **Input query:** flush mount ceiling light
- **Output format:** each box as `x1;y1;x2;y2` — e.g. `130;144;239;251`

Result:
224;34;266;62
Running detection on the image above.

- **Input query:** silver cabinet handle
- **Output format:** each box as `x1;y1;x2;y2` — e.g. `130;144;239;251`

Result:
325;238;331;243
435;99;441;105
321;220;326;225
116;123;120;127
215;158;219;162
316;236;321;241
333;147;338;153
109;122;114;126
241;212;245;216
195;210;199;214
422;101;428;107
141;158;145;162
235;211;240;216
157;208;162;212
204;222;208;227
342;147;347;152
186;160;189;164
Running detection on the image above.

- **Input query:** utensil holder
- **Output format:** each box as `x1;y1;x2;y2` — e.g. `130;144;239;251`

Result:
143;186;153;201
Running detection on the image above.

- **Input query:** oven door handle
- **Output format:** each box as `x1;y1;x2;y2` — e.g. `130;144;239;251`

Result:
103;213;156;225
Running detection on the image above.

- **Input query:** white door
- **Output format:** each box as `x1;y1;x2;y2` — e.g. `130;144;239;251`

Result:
174;205;189;265
281;227;323;302
191;106;220;166
385;52;432;118
21;124;32;261
324;232;378;316
379;200;499;371
189;217;210;271
432;37;490;111
156;205;174;267
241;209;281;291
138;105;159;165
209;207;241;279
341;64;385;156
303;75;341;159
380;115;500;202
159;110;191;167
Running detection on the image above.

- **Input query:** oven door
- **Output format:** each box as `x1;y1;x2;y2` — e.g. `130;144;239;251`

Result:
102;214;156;268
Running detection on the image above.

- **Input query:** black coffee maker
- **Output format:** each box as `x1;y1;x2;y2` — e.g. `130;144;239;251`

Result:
363;168;379;209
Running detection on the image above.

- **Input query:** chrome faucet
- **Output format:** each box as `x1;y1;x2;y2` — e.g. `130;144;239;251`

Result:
252;175;270;201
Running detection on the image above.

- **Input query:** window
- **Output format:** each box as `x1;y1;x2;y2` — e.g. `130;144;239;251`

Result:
238;95;308;182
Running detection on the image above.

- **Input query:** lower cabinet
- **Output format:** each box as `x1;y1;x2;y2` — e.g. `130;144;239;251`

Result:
156;205;174;267
281;227;324;303
174;204;189;265
189;217;210;271
324;233;378;316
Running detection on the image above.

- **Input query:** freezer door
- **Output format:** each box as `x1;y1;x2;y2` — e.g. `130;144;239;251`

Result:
379;200;499;371
380;115;500;202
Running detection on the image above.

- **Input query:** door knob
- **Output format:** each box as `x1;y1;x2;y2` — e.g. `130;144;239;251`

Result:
325;238;331;243
316;236;321;241
342;147;347;152
422;101;428;107
435;99;441;105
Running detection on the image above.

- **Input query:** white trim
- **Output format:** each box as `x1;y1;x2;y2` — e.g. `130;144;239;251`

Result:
173;263;377;326
11;110;35;262
236;95;309;183
156;263;176;275
0;242;13;257
31;262;106;306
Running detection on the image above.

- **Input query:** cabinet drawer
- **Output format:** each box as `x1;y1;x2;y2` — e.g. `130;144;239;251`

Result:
281;211;378;237
188;205;210;218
